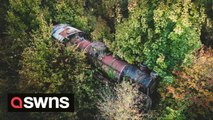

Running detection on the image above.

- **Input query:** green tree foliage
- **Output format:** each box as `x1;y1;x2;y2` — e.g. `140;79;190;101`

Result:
87;0;124;23
159;105;187;120
91;17;112;41
1;0;212;119
5;0;50;75
111;0;206;82
0;0;7;35
5;0;92;74
86;0;128;41
7;0;47;40
0;0;9;76
52;0;92;33
19;14;101;119
4;0;101;119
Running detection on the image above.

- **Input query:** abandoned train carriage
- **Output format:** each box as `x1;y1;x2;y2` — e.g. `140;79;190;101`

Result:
52;24;157;94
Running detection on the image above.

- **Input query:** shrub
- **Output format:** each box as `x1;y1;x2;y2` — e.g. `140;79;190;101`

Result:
97;81;152;120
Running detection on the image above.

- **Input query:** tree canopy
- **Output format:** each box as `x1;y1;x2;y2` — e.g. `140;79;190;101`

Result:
0;0;212;119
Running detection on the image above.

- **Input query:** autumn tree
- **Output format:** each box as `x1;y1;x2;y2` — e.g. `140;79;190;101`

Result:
157;47;213;120
98;81;152;119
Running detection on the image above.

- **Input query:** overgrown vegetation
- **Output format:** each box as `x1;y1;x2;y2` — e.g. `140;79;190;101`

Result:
0;0;212;119
112;0;205;82
158;47;213;119
98;81;151;120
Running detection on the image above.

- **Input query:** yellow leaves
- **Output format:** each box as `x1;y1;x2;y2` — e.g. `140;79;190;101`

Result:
206;17;213;28
168;12;178;22
168;47;213;116
128;0;137;12
159;47;212;118
167;85;184;100
174;25;183;35
185;47;213;81
156;54;167;69
157;54;165;62
153;2;166;29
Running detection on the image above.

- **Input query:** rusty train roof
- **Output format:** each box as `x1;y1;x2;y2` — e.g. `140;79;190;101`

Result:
52;24;83;42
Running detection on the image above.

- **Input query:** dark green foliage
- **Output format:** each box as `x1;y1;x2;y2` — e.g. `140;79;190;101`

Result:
52;0;92;33
18;14;101;118
0;0;7;36
5;0;50;76
2;0;101;119
0;0;10;76
7;0;45;40
199;0;213;47
0;0;212;119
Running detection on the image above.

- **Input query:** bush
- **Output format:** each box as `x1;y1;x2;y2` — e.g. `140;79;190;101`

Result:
97;81;152;120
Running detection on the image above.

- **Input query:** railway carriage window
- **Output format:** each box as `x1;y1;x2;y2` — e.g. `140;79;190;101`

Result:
68;34;76;40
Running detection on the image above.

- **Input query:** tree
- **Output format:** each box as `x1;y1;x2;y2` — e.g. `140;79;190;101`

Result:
52;0;91;33
111;0;206;82
198;0;213;47
5;0;49;76
19;14;101;119
7;0;46;41
158;47;213;120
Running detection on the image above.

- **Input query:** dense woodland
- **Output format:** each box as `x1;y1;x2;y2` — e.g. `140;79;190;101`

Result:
0;0;212;120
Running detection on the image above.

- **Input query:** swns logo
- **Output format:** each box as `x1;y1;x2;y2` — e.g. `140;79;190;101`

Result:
8;94;74;112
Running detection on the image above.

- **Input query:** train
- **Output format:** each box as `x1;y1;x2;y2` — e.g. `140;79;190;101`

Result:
52;24;157;94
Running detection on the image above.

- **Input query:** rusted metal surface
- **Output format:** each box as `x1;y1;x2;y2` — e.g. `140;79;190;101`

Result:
100;55;128;75
52;24;83;41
